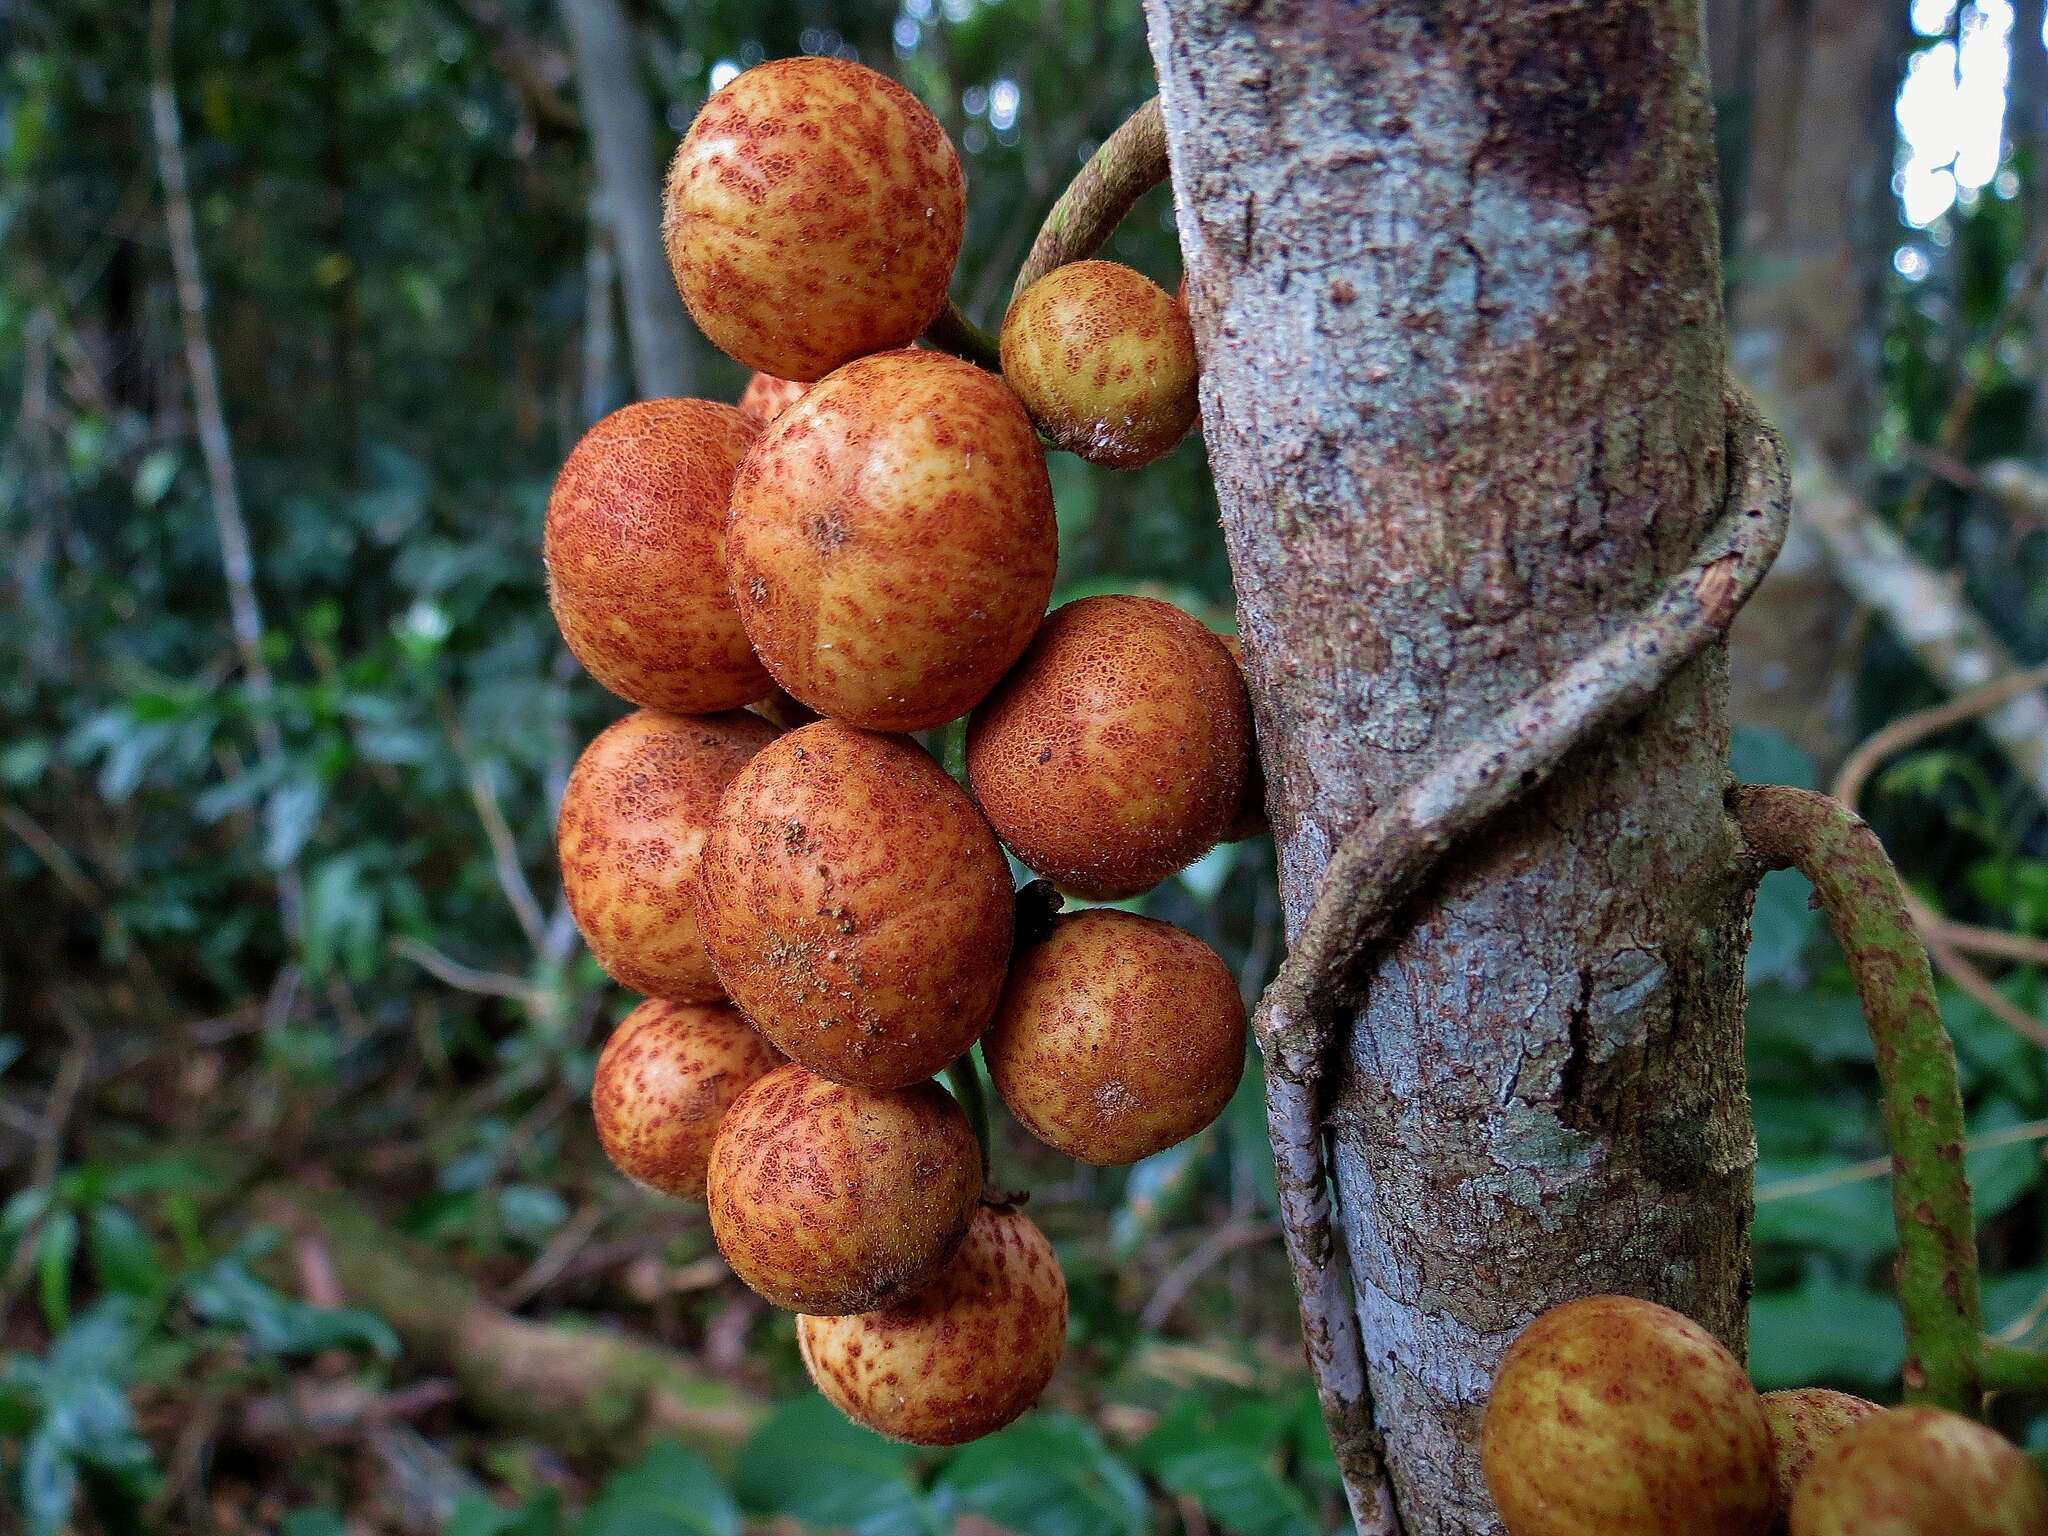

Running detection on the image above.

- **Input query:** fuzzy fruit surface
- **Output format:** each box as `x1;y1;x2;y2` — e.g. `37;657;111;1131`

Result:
967;595;1250;899
1788;1406;2048;1536
799;1203;1066;1445
591;1000;783;1201
706;1063;981;1314
1000;260;1198;469
1760;1389;1881;1527
694;721;1014;1087
545;399;768;712
1217;634;1267;841
727;349;1058;732
558;709;780;1000
739;372;804;427
663;58;964;381
1480;1294;1776;1536
984;910;1246;1165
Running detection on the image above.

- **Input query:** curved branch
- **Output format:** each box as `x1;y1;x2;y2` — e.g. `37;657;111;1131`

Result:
1259;388;1789;1534
1732;784;1982;1414
1011;99;1169;301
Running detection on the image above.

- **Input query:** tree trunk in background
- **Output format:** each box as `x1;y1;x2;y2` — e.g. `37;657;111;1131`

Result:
557;0;700;400
1145;6;1754;1531
1713;0;1906;767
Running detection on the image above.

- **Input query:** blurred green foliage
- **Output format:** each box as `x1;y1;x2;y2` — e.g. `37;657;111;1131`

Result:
3;0;2048;1529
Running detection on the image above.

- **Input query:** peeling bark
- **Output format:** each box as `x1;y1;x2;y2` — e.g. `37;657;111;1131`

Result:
1143;6;1756;1529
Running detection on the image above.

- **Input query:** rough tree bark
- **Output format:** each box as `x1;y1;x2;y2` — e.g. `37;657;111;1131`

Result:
1712;0;1905;767
1144;6;1755;1530
557;0;702;399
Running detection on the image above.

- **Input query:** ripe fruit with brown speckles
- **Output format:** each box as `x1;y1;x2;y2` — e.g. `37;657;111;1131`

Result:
799;1203;1066;1444
1217;634;1267;840
727;349;1058;731
984;910;1245;1165
706;1062;981;1314
1480;1294;1775;1536
1000;260;1197;469
591;1000;783;1201
694;721;1014;1087
545;399;768;712
1760;1389;1880;1524
967;595;1251;899
1788;1405;2048;1536
664;58;965;382
738;372;804;428
558;709;780;1000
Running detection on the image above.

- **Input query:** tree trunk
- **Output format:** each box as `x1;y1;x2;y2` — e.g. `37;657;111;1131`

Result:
1144;7;1755;1531
557;0;701;400
1712;0;1904;769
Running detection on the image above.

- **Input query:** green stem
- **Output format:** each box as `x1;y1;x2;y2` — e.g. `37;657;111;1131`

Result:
921;297;1001;370
946;1051;993;1180
1981;1339;2048;1396
1011;97;1169;301
1733;784;1983;1415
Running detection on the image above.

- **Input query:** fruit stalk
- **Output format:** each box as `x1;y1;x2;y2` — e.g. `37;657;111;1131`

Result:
1980;1339;2048;1395
1732;783;1984;1415
1010;98;1170;299
922;297;1001;370
945;1052;994;1179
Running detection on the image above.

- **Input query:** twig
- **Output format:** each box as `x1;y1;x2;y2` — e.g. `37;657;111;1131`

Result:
1733;785;1981;1413
1257;389;1789;1536
463;756;549;955
390;936;542;1006
1756;1117;2048;1202
0;803;107;912
1138;1218;1280;1331
1011;98;1168;299
148;0;303;939
0;1007;92;1303
499;1203;607;1308
1832;662;2048;811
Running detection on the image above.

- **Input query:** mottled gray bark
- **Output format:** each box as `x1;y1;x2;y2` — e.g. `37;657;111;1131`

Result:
1143;6;1756;1531
557;0;700;400
1714;0;1905;764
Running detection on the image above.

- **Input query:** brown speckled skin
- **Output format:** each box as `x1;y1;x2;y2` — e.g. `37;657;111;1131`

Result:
984;910;1246;1166
727;349;1058;731
591;1000;784;1201
558;709;780;1000
695;721;1014;1087
663;58;964;382
967;595;1251;899
999;260;1198;469
1217;634;1268;841
1761;1390;1881;1526
1479;1295;1776;1536
545;399;769;712
706;1062;981;1314
739;371;805;427
1788;1406;2048;1536
799;1203;1066;1445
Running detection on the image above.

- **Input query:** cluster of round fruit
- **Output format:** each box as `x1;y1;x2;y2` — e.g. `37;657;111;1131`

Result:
1482;1294;2048;1535
542;56;1250;1446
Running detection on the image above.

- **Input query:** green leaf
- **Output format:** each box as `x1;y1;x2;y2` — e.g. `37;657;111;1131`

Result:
451;1491;563;1536
1151;1446;1315;1536
87;1206;165;1298
185;1256;398;1359
1730;726;1816;790
281;1509;350;1536
577;1440;739;1536
934;1415;1147;1536
38;1207;78;1332
735;1397;933;1536
131;449;179;509
1746;869;1820;984
22;1428;78;1536
1750;1278;1905;1390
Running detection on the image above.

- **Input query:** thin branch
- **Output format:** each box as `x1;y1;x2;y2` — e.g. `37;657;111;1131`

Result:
1733;785;1982;1414
1756;1117;2048;1202
1138;1218;1281;1331
462;755;550;956
390;936;542;1006
148;0;303;939
1011;98;1168;300
1258;389;1789;1536
1832;662;2048;811
0;804;108;913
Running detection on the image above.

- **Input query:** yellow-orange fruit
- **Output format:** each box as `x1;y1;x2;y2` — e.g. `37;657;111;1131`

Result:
739;371;804;427
799;1204;1065;1445
1217;634;1267;840
967;595;1251;898
695;721;1014;1087
999;260;1198;469
1789;1406;2048;1536
1761;1389;1881;1523
727;349;1058;731
1481;1295;1776;1536
663;58;964;381
545;399;768;712
558;709;780;1000
591;1000;783;1200
984;911;1245;1166
706;1063;981;1314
